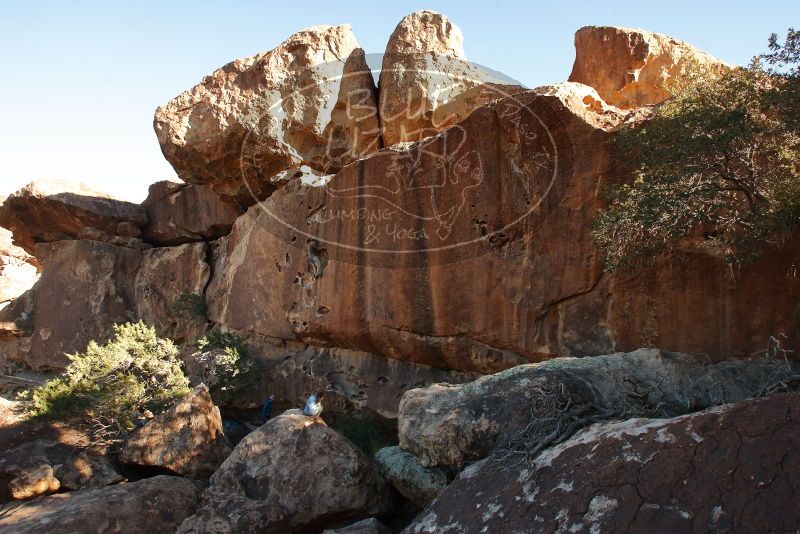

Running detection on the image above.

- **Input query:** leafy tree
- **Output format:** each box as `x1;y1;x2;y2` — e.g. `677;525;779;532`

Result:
593;30;800;271
193;330;262;397
29;322;190;436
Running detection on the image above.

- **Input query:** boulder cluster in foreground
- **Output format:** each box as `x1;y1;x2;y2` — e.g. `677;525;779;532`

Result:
1;8;798;534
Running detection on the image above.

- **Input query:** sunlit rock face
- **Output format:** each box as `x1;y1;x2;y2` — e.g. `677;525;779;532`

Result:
378;10;524;146
155;25;381;205
568;26;730;109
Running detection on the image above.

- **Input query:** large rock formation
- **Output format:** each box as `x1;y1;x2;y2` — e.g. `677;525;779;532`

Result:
178;410;393;533
398;349;787;468
379;10;523;146
205;82;800;373
134;243;210;341
29;240;141;370
0;179;146;256
142;181;241;246
120;385;230;477
0;440;122;501
0;475;200;534
405;393;800;533
569;26;729;108
155;25;381;204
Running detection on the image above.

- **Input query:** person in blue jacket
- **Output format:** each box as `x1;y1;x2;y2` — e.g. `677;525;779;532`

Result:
261;394;275;424
303;391;325;424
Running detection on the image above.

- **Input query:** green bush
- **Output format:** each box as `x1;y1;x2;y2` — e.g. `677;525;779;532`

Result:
170;291;207;319
593;30;800;271
194;330;261;395
29;322;190;434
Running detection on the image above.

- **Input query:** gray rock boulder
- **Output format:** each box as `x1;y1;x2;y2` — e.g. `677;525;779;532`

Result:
375;446;449;507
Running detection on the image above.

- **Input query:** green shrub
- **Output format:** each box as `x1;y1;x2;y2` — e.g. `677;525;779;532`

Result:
29;322;190;434
170;291;207;318
593;30;800;271
194;330;261;395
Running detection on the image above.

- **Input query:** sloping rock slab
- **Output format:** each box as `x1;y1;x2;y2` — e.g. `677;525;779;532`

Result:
375;446;449;507
0;475;199;534
405;393;800;533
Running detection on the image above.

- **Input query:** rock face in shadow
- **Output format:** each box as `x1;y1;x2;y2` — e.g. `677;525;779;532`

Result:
177;409;394;533
324;517;392;534
398;349;790;468
142;182;241;246
134;243;210;342
379;10;524;146
0;475;200;534
155;25;381;204
120;385;230;478
29;240;141;370
0;439;122;502
405;393;800;534
568;26;729;108
0;179;146;256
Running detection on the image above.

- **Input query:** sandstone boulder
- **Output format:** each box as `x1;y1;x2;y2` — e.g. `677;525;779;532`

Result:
375;446;449;507
134;243;210;341
143;182;241;245
178;409;393;533
379;10;524;146
406;393;800;533
398;349;789;468
0;227;38;306
0;439;122;501
28;240;140;370
155;25;381;204
0;179;146;256
568;26;729;109
120;384;230;477
0;475;200;534
324;517;392;534
204;82;800;372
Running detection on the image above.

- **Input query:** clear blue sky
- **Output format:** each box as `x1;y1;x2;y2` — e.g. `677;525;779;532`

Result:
1;1;796;201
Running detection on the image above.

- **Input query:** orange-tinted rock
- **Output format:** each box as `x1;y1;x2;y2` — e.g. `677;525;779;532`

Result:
0;180;146;256
204;82;800;373
379;10;524;146
155;25;381;204
406;393;800;533
568;26;729;109
142;182;241;245
120;385;230;477
29;240;141;370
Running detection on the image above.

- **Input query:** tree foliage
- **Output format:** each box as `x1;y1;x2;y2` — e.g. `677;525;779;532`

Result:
29;322;190;436
593;30;800;271
193;330;261;397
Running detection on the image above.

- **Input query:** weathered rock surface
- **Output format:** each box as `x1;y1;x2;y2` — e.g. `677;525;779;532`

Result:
177;409;393;533
375;446;449;507
205;82;800;372
0;475;200;534
155;25;381;204
0;439;122;501
0;179;146;256
0;228;36;369
76;226;152;250
379;10;523;146
29;240;141;370
569;26;729;108
398;349;788;468
120;385;230;477
406;393;800;533
143;181;241;245
324;517;392;534
135;243;210;341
